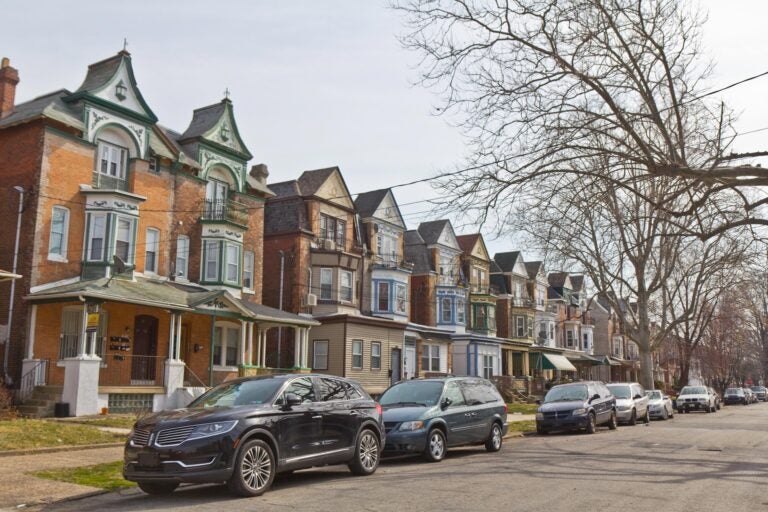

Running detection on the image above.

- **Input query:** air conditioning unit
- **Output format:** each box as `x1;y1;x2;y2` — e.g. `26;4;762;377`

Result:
306;293;318;306
323;239;336;251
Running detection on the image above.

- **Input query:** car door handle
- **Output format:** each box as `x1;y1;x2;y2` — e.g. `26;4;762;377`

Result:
349;410;360;416
464;413;472;417
470;412;477;416
311;415;323;420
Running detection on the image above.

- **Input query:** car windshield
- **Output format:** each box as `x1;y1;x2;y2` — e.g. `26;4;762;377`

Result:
679;386;707;395
646;390;662;400
726;388;743;395
379;380;445;407
544;384;588;403
607;385;632;399
188;379;285;408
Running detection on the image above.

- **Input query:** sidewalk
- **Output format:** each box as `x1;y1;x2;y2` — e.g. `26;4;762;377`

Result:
0;445;124;510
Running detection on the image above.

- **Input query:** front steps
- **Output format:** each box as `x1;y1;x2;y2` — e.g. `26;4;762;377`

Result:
16;385;63;418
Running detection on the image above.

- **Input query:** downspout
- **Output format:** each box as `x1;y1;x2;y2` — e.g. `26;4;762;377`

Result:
208;313;216;387
3;186;24;382
277;250;284;368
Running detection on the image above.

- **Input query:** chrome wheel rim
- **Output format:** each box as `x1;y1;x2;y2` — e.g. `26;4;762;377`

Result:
359;432;379;471
430;432;445;459
241;445;272;491
492;426;502;449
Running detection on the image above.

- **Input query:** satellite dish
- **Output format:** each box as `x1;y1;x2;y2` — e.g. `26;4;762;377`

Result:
113;255;127;274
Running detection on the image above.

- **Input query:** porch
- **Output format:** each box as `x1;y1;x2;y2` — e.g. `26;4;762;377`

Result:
20;277;318;416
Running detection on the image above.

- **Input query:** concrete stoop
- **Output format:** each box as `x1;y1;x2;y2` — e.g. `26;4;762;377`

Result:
17;385;63;418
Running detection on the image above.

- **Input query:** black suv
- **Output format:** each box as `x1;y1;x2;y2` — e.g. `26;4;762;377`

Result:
379;377;508;462
124;374;384;497
535;381;617;434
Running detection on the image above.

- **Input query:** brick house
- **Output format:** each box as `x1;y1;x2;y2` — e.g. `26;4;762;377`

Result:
263;172;408;394
0;51;316;416
591;295;640;382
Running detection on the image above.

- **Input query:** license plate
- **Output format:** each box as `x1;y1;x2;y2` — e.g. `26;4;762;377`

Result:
138;452;160;468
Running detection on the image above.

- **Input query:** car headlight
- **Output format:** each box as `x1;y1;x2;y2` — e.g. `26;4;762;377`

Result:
187;421;238;441
571;408;587;416
398;421;425;432
535;412;544;420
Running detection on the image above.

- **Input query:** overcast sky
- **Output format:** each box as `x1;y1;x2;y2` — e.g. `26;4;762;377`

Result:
2;0;767;257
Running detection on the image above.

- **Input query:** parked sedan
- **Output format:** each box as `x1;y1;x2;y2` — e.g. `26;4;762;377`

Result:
645;390;674;420
379;377;508;462
535;381;617;435
124;374;384;497
724;387;747;405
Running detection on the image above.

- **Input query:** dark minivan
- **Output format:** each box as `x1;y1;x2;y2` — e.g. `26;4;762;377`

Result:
536;381;617;434
379;377;508;462
124;374;384;497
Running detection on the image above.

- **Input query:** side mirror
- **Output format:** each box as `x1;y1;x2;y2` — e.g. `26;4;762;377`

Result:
634;394;643;400
535;399;542;405
440;397;452;410
283;392;303;409
589;393;600;403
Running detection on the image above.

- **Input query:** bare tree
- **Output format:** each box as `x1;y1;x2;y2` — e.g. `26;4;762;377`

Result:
394;0;768;239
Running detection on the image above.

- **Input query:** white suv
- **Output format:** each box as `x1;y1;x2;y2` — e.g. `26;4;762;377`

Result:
607;382;650;425
676;385;716;413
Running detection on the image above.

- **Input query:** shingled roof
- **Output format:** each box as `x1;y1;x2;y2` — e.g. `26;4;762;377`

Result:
404;230;433;274
525;261;544;279
548;272;569;288
297;167;338;196
74;53;124;93
354;189;389;218
417;220;451;245
456;234;481;254
493;251;522;273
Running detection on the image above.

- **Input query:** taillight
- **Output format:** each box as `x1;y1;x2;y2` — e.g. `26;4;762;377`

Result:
376;402;382;417
503;403;508;414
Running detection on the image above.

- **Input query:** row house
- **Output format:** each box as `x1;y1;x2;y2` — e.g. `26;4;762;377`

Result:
404;220;464;379
590;295;640;382
0;52;315;416
263;172;408;394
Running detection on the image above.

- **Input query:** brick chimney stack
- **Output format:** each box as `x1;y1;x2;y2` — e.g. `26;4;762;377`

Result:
0;57;20;118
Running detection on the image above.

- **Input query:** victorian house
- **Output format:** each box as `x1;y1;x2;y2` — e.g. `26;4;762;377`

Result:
0;52;316;416
591;295;640;382
263;172;408;394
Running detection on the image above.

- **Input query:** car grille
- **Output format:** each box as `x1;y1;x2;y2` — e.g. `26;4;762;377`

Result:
384;422;399;434
156;426;195;447
131;428;151;447
542;411;571;420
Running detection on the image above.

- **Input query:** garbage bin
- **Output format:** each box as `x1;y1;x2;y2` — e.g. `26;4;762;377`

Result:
54;402;70;418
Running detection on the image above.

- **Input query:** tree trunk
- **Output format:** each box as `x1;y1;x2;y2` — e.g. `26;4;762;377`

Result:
639;348;654;389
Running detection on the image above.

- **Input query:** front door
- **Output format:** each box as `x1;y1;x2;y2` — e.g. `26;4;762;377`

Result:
404;346;416;380
390;348;401;385
132;315;158;384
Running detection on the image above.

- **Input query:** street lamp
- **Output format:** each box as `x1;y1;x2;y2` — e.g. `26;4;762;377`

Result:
3;186;24;383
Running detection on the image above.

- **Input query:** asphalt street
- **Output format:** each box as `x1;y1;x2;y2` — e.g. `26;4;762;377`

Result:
37;403;768;512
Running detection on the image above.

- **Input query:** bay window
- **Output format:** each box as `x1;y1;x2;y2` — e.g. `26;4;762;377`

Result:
340;270;353;302
395;284;407;314
225;244;240;284
115;217;133;263
377;281;390;311
441;297;452;323
204;240;220;281
87;214;107;261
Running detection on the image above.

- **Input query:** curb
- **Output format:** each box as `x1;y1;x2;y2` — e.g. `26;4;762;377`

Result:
0;442;125;458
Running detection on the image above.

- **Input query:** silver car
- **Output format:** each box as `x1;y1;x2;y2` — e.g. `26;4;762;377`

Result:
607;382;650;425
645;390;674;420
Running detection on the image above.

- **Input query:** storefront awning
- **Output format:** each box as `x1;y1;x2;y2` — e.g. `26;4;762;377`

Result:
567;354;604;366
541;353;577;372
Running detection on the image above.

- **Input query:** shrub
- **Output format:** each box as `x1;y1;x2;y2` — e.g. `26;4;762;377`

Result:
0;384;18;419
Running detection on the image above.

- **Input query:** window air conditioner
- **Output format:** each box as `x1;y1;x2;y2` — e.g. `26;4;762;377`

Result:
306;293;318;306
323;239;336;251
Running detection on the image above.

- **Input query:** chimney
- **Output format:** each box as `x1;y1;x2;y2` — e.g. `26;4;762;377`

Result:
249;163;269;185
0;57;19;118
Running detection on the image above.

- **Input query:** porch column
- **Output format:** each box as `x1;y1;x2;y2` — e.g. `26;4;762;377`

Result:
239;320;247;366
247;322;254;366
78;304;88;357
25;304;37;360
175;314;182;360
168;312;177;361
302;328;309;368
294;327;301;368
260;329;267;367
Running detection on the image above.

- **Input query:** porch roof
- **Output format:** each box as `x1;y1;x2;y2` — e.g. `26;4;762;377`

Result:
541;353;577;372
24;277;319;327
